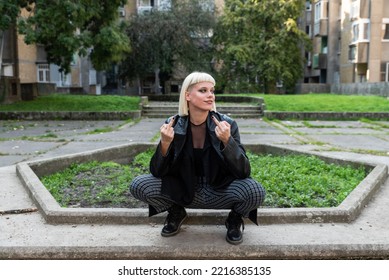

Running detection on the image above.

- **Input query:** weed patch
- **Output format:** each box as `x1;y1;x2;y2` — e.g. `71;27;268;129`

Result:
41;149;366;209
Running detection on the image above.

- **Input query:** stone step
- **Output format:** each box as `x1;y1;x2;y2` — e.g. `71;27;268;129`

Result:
142;102;262;118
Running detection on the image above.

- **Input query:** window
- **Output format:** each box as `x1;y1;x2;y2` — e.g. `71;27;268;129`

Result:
383;19;389;40
362;21;369;40
349;45;356;61
306;25;311;37
352;23;359;43
321;37;328;53
386;62;389;82
384;24;389;39
118;6;125;17
37;64;50;83
351;0;359;19
314;1;328;22
314;2;321;22
306;1;312;11
138;0;154;7
352;20;370;43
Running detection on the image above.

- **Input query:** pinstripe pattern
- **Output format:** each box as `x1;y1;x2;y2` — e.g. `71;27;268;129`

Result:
130;174;265;218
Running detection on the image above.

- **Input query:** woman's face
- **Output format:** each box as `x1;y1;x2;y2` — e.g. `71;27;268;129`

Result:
185;81;215;113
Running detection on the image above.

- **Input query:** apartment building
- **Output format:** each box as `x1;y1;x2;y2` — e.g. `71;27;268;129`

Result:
1;4;126;103
303;0;389;90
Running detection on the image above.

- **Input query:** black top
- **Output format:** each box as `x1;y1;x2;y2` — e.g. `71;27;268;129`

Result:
190;120;207;177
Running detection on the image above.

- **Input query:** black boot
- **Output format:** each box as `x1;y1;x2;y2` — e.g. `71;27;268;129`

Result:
161;204;187;237
225;210;245;245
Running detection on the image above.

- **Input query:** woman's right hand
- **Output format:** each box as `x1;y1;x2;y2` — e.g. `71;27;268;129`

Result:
160;117;175;156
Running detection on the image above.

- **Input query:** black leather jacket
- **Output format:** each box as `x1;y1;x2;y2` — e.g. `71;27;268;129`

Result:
150;111;251;208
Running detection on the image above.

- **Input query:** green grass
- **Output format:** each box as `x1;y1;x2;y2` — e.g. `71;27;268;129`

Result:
227;93;389;112
41;149;367;209
2;93;389;113
40;149;153;208
247;152;366;208
0;94;140;112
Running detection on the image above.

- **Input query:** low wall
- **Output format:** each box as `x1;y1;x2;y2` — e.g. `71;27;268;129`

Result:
295;83;331;93
264;111;389;120
16;143;386;225
331;82;389;96
147;94;264;105
0;111;141;120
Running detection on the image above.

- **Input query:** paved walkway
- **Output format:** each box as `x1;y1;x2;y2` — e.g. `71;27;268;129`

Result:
1;117;389;259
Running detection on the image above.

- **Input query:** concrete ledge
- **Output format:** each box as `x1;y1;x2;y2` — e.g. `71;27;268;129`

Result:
1;244;389;260
0;111;141;120
16;143;388;225
264;111;389;120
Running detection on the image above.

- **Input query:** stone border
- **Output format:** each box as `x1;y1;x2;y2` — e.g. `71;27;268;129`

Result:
16;143;387;225
2;243;389;260
0;111;141;120
264;111;389;120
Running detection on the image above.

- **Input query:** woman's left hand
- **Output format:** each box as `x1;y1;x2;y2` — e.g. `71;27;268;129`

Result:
212;116;231;146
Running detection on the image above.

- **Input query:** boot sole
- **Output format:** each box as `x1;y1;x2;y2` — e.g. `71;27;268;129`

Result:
226;235;243;245
161;214;188;237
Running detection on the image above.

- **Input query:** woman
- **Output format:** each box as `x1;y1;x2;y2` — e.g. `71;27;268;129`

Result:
130;72;265;245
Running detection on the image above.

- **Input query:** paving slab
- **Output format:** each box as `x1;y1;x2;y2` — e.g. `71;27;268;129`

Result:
0;140;63;156
309;134;389;152
0;166;36;211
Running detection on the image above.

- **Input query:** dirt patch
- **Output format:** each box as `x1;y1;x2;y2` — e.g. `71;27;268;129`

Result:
57;165;148;209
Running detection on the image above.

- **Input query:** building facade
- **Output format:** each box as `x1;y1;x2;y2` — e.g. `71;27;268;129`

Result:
303;0;389;89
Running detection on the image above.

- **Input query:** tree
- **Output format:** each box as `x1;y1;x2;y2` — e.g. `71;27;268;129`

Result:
0;1;21;31
120;0;216;93
213;0;311;93
0;0;131;73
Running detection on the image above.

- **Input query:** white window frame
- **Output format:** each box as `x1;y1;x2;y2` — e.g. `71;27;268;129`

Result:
351;0;359;20
351;19;370;43
37;64;50;83
314;1;328;22
314;2;321;23
306;1;312;11
383;19;389;41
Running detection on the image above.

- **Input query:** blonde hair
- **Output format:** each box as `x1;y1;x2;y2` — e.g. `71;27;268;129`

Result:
178;72;216;116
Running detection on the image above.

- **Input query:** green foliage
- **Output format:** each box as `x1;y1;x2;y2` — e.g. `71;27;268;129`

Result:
248;153;366;207
120;0;216;84
0;94;140;112
41;149;366;209
213;0;311;93
1;0;130;73
41;149;154;207
0;0;22;30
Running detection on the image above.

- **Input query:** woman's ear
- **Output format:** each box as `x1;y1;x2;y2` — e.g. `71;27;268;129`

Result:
185;91;190;101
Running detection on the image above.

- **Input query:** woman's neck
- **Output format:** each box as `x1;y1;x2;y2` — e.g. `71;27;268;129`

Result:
189;111;208;125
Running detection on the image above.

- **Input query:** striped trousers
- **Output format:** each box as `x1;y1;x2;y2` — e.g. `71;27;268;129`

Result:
130;174;266;218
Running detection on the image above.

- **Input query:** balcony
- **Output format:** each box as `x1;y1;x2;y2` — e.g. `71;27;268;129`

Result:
356;42;368;63
314;19;328;37
348;42;369;63
313;53;327;69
